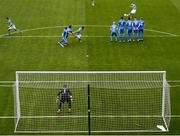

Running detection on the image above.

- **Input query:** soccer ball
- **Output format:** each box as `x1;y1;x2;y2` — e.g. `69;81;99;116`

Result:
124;14;127;17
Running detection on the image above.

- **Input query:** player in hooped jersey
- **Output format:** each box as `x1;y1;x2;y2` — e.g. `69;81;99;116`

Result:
110;21;118;42
118;17;126;42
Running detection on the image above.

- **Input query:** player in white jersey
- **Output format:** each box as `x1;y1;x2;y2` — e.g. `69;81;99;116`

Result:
6;17;19;35
124;3;137;17
92;0;95;6
73;26;85;42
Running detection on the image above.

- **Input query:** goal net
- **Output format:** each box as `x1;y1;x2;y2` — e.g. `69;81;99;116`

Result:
14;71;171;133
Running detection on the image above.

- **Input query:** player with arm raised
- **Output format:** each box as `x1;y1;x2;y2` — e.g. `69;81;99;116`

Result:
73;26;85;42
110;21;118;42
124;3;137;17
56;85;72;113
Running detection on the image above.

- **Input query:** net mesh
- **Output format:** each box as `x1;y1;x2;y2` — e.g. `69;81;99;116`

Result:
14;71;171;133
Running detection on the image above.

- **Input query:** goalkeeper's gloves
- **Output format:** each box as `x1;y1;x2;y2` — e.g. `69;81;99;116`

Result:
70;96;73;102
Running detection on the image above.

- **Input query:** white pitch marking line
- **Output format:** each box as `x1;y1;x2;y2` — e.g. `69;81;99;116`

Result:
0;25;178;37
1;115;180;119
0;35;178;38
145;28;178;37
0;84;13;87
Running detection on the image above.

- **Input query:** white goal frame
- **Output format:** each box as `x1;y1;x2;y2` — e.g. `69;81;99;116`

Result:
14;71;171;133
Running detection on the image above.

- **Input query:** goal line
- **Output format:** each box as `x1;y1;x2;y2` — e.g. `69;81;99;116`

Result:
2;115;180;119
17;115;167;118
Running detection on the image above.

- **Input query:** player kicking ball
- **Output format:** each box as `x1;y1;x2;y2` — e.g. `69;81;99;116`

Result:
56;85;72;113
6;17;20;35
73;26;85;42
124;3;137;17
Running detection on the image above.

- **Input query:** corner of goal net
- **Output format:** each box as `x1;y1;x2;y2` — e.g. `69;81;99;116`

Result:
156;125;166;132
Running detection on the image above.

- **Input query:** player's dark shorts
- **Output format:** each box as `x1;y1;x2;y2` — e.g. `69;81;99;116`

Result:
139;29;144;33
60;96;71;103
119;29;124;34
111;32;117;36
134;30;139;33
128;29;132;34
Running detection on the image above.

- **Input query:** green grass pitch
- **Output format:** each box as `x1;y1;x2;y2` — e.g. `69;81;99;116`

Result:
0;0;180;134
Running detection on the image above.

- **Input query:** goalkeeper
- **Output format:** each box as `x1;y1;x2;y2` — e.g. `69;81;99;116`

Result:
56;85;72;113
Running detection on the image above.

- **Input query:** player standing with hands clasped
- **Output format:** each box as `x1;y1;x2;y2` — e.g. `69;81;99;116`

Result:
56;85;72;113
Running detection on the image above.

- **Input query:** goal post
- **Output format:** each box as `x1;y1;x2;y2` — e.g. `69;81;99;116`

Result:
14;71;171;133
14;72;21;132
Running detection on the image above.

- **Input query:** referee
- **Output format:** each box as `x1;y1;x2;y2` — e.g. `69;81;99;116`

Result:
56;85;72;113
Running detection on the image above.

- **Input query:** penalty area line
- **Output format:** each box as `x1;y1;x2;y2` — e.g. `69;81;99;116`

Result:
0;35;178;38
0;25;178;38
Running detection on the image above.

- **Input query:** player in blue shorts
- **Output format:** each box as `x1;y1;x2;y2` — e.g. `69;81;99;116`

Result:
138;17;144;41
132;17;140;41
110;21;118;42
58;26;68;47
118;17;126;42
126;17;133;42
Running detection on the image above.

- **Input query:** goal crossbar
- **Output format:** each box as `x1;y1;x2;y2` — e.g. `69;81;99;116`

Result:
16;71;166;74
